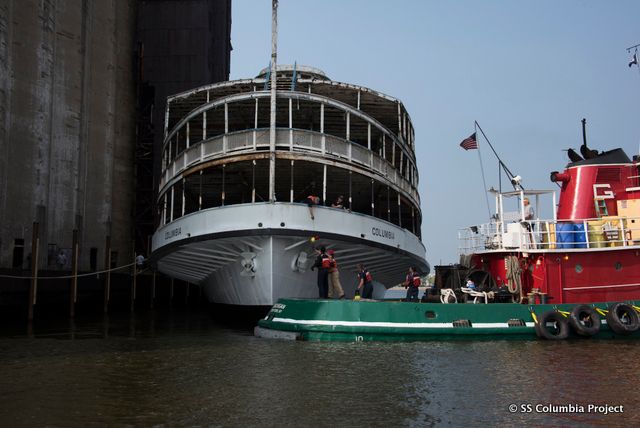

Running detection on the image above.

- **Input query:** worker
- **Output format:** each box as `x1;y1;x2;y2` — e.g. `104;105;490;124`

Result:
311;246;330;298
404;266;421;302
327;249;345;299
356;263;373;299
306;194;320;220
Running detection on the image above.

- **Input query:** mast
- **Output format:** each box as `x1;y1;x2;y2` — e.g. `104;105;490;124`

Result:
269;0;278;202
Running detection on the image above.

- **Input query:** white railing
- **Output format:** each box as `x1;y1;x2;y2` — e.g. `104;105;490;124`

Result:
458;216;640;254
159;128;419;203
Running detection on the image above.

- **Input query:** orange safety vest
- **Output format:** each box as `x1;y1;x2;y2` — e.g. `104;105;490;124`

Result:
321;255;331;269
412;275;421;287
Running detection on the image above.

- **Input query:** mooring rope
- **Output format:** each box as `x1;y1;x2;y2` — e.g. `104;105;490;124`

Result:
0;261;145;280
440;288;457;304
505;255;523;302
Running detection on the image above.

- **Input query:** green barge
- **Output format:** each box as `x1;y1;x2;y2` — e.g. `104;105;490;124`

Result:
254;298;640;341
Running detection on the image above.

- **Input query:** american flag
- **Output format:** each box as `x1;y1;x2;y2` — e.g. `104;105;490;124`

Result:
460;133;478;150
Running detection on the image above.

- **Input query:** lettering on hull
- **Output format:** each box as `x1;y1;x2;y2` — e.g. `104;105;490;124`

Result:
371;227;395;240
165;227;181;240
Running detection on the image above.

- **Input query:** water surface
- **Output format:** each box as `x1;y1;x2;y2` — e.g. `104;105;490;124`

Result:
0;309;636;426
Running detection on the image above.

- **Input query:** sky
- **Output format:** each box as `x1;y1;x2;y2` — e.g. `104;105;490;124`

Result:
230;0;640;266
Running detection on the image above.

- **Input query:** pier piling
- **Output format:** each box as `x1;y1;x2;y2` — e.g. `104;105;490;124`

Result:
104;235;111;313
151;271;156;309
131;244;136;312
27;222;39;322
69;229;78;318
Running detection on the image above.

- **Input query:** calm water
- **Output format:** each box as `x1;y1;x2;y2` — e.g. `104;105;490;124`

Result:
0;308;638;427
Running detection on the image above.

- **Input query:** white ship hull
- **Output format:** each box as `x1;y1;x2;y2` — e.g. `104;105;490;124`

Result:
152;203;428;306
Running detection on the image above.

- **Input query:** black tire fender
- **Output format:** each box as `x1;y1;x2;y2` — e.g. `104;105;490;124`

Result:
606;303;640;335
569;305;601;337
536;310;570;340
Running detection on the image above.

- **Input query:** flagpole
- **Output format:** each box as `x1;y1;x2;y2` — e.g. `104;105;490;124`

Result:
475;120;523;189
474;122;493;218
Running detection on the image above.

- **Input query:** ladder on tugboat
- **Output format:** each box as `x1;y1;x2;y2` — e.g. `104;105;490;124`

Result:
595;198;609;217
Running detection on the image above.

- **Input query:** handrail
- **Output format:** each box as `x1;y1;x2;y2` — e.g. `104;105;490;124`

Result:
458;216;640;254
162;90;417;168
157;128;420;207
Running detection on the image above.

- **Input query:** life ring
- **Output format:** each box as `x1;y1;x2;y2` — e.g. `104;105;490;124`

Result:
535;310;570;340
605;303;640;335
568;305;601;337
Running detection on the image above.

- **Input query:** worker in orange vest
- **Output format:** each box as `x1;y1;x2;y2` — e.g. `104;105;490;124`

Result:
404;266;421;302
327;249;345;299
356;264;373;299
311;246;330;298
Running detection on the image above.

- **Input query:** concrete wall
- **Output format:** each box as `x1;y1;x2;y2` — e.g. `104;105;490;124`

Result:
0;0;136;271
137;0;232;211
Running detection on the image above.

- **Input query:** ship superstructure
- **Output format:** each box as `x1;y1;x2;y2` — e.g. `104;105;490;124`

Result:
457;147;640;304
151;65;428;306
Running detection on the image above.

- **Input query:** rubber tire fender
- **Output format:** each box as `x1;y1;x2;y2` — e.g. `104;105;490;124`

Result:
569;305;601;337
606;303;640;336
535;310;570;340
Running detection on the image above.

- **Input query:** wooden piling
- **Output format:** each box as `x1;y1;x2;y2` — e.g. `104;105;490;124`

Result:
27;222;39;322
103;235;111;313
150;271;156;309
69;229;78;318
185;282;190;305
131;243;136;312
170;277;174;304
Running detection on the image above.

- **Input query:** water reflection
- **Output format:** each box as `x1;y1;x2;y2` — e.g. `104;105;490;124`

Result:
0;309;638;426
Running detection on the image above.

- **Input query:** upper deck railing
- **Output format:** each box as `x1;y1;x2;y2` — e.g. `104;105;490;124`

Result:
459;216;640;254
158;128;420;206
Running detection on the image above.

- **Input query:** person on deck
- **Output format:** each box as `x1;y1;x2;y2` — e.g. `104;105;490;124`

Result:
331;195;345;209
311;246;330;298
524;198;534;221
404;266;421;302
306;194;320;220
523;197;537;247
356;264;373;299
327;249;345;299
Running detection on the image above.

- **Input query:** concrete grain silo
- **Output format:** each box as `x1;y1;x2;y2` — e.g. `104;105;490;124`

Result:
0;0;137;272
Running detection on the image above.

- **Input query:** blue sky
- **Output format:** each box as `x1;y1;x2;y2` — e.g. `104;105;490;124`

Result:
231;0;640;265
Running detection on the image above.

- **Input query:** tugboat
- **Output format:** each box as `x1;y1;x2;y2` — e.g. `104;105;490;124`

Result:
256;131;640;341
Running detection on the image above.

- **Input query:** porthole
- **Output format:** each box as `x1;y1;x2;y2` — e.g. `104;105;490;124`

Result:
425;311;436;319
258;222;263;227
575;264;583;273
280;222;285;227
615;262;622;271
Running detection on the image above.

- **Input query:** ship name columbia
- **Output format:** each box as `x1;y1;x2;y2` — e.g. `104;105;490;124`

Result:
372;227;395;240
165;227;181;240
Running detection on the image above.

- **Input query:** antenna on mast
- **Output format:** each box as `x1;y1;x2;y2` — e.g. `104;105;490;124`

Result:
627;43;640;71
627;43;640;157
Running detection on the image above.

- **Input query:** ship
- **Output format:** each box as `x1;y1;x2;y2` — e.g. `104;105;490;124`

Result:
151;65;429;306
256;136;640;340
